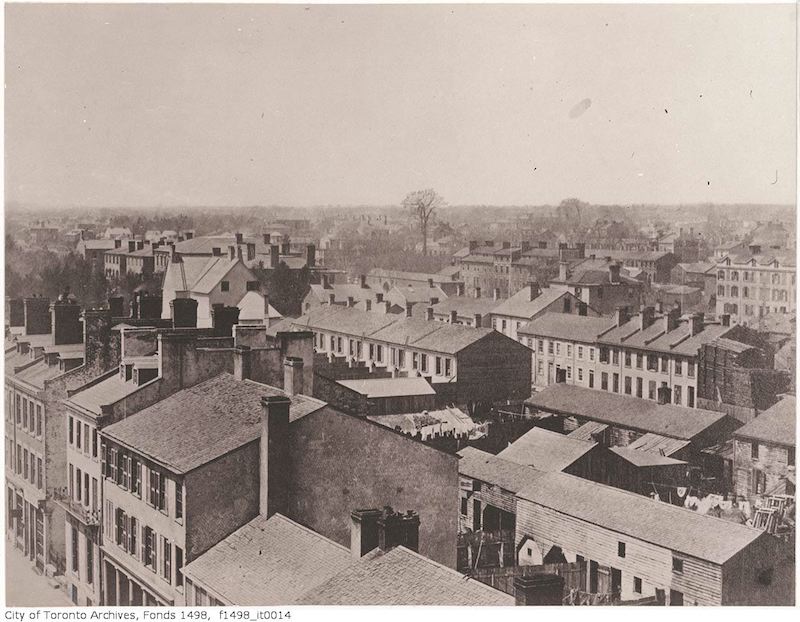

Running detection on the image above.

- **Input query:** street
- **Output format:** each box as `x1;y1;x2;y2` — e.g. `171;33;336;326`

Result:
4;544;72;607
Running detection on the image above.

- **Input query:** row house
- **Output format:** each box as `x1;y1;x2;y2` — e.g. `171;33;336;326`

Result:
596;250;678;284
732;395;795;499
303;273;378;312
76;239;120;266
515;470;792;605
549;257;645;315
366;268;465;297
493;283;600;342
58;323;318;606
715;245;796;327
103;240;153;278
289;305;532;405
5;297;124;578
430;292;501;327
456;240;586;299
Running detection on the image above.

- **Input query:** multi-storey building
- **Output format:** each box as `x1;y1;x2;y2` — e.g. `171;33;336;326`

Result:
597;250;678;284
456;240;586;299
367;268;464;297
715;245;796;327
490;283;599;341
549;258;645;315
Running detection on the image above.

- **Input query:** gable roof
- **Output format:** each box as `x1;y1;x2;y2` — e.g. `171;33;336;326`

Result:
491;286;571;320
101;373;326;473
527;384;727;441
457;446;544;493
519;312;614;343
298;546;513;606
517;471;764;564
598;314;731;357
385;284;448;306
734;395;795;447
496;427;596;471
431;296;502;318
183;514;352;605
336;377;435;398
609;445;686;467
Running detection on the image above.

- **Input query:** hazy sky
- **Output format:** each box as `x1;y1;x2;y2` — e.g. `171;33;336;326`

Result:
4;3;797;208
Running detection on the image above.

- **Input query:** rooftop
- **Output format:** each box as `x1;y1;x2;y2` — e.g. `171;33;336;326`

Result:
491;286;572;320
337;377;435;398
734;395;795;447
517;471;764;564
598;313;731;357
431;296;502;317
609;445;686;467
297;545;514;606
183;514;352;605
368;407;475;437
519;312;614;343
457;446;544;493
67;373;150;416
527;384;728;440
102;373;327;473
497;427;596;471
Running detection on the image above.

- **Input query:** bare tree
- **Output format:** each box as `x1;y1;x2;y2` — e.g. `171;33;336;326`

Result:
402;189;445;256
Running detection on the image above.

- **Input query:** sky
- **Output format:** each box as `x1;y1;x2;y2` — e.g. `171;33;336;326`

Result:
4;3;797;208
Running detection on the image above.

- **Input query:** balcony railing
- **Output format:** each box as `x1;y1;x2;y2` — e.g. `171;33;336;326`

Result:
52;487;101;526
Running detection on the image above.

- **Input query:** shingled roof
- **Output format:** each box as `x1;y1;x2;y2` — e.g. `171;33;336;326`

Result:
527;384;728;441
519;312;614;343
297;546;514;606
497;427;596;471
734;395;795;447
517;471;765;565
457;447;543;493
183;514;352;605
101;373;326;473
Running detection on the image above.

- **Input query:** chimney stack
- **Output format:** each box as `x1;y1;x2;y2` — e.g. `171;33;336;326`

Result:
211;304;240;337
321;273;330;289
128;240;136;252
234;346;251;381
375;292;383;303
609;262;621;285
529;282;541;301
114;239;122;249
347;296;355;308
690;312;705;336
474;313;482;328
450;310;458;324
108;296;124;318
52;293;82;345
405;302;413;318
24;297;52;335
558;261;568;281
578;302;588;316
259;396;290;518
235;232;244;244
328;293;336;306
365;299;372;312
614;305;630;327
427;278;434;288
360;274;367;289
283;356;304;396
640;306;655;331
228;246;236;260
350;509;382;559
170;297;198;328
305;244;316;268
377;507;420;554
426;307;434;321
664;306;681;333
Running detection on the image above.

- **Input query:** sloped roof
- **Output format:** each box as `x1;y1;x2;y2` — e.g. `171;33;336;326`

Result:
677;262;715;275
457;446;544;493
519;312;614;343
368;268;457;284
734;395;795;447
527;384;727;441
68;373;151;416
298;546;513;606
491;287;569;319
567;421;609;442
598;314;731;357
183;514;352;605
497;427;596;471
191;258;249;294
369;407;475;436
609;445;686;467
236;291;282;322
14;358;81;389
517;471;764;565
307;283;375;304
385;284;448;306
431;296;501;318
337;377;435;398
626;433;691;457
102;373;327;473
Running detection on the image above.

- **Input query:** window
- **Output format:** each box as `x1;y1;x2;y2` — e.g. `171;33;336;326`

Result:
548;341;554;355
635;353;642;369
149;470;166;512
412;352;419;370
647;354;658;371
674;385;682;406
87;539;94;585
566;344;572;357
162;537;172;583
660;356;668;373
588;370;594;389
577;346;584;359
687;362;695;378
672;557;684;573
460;497;468;516
398;349;406;369
36;405;42;437
624;376;632;395
577;368;583;382
555;342;561;355
37;458;43;490
435;356;442;376
589;348;595;362
92;430;98;458
751;443;759;460
687;386;695;408
636;377;643;398
633;577;642;594
22;398;28;430
420;353;429;373
618;542;626;558
246;280;259;292
624;352;631;368
175;483;183;522
566;366;572;380
128;516;137;556
612;349;619;365
131;457;141;497
601;372;608;391
68;416;74;445
143;526;155;569
23;449;29;481
220;281;230;292
718;285;725;296
444;358;452;377
648;380;656;400
176;546;184;589
789;447;795;467
115;508;127;547
76;420;82;450
612;373;619;393
71;525;79;573
675;360;682;376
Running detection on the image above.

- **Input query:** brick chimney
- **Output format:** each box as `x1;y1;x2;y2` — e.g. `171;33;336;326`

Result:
347;296;355;308
690;312;705;336
640;306;655;331
426;307;434;321
283;356;304;396
558;262;568;281
664;306;681;333
260;396;290;518
170;297;198;328
235;232;244;244
128;240;136;252
529;282;541;301
350;509;382;559
137;240;144;250
614;305;630;327
24;297;52;335
378;507;420;554
234;345;251;381
305;244;316;268
474;313;482;328
405;302;413;318
514;574;565;606
321;273;330;289
360;274;368;289
8;299;25;327
211;304;240;337
82;308;116;373
578;302;588;316
328;293;336;306
228;246;236;260
52;293;82;345
108;296;124;318
609;262;621;285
